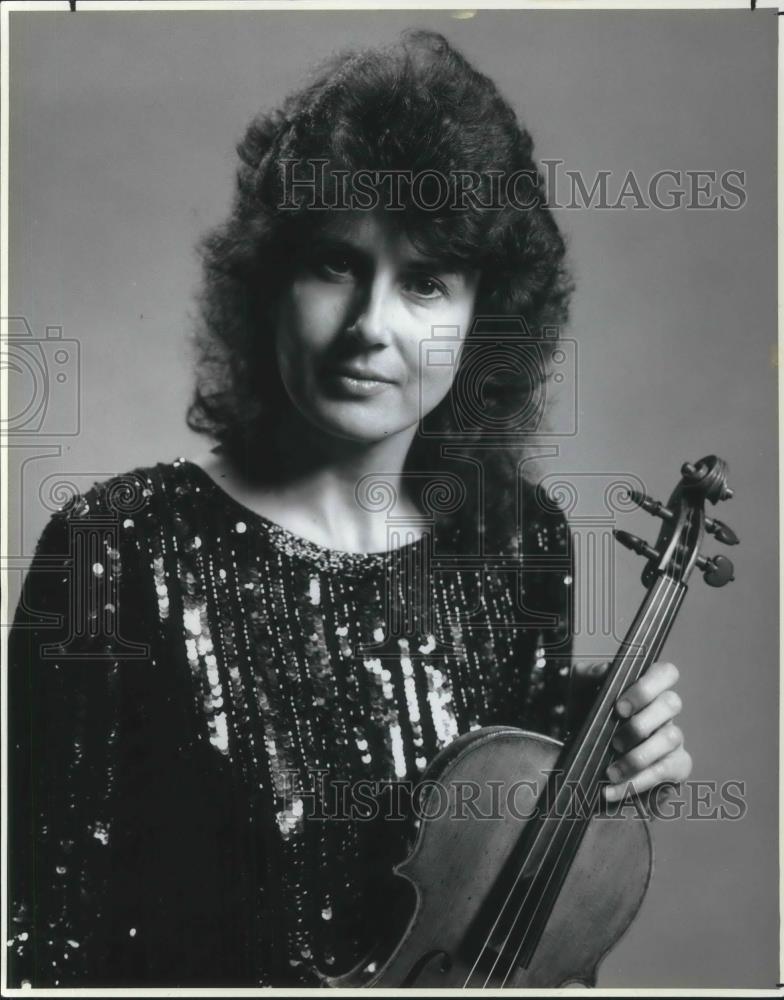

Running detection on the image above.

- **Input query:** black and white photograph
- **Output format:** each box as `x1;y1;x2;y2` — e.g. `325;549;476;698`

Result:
1;2;778;992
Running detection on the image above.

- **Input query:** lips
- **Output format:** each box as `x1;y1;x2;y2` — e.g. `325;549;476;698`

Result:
322;364;397;399
327;366;396;384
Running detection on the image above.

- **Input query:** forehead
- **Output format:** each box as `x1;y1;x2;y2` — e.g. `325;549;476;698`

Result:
315;209;407;247
311;210;472;273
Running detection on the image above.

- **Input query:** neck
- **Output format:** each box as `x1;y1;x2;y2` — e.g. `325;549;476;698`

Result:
211;407;424;553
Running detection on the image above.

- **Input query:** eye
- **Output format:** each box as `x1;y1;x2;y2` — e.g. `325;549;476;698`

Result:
403;274;447;300
313;251;356;280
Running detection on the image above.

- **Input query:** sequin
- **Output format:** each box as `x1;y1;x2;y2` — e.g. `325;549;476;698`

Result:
91;823;109;846
183;608;201;637
8;457;572;988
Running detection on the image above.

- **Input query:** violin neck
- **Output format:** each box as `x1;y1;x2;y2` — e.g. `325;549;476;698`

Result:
559;573;687;799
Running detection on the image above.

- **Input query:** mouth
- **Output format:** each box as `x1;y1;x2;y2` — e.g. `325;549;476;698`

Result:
329;365;396;384
323;367;396;398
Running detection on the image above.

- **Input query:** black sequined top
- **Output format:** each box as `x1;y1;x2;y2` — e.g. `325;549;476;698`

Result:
8;458;574;987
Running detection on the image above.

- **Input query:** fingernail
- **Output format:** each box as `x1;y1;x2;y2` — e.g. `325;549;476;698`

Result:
607;764;621;783
616;699;631;717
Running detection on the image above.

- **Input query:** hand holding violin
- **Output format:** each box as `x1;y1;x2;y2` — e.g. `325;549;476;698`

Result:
606;660;692;801
573;660;692;801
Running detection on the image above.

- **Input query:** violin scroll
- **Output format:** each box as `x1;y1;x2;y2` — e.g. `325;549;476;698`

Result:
620;455;738;589
680;456;734;503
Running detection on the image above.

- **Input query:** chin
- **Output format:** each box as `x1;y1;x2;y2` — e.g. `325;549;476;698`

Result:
307;402;410;444
323;419;406;444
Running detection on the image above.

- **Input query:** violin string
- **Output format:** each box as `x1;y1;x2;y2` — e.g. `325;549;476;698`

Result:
494;574;684;986
463;572;680;988
491;574;683;988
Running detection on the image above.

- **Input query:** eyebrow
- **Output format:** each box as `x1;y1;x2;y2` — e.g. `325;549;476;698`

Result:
308;234;472;275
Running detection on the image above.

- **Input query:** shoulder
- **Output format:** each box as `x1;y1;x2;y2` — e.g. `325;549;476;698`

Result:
10;465;190;696
53;457;188;527
24;458;193;608
34;457;210;560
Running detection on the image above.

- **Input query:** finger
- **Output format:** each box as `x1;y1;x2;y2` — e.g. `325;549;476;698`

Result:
572;661;609;681
613;689;682;752
615;661;680;718
607;721;684;782
604;746;692;801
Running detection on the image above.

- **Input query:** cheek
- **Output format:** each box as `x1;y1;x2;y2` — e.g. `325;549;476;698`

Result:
418;356;459;408
288;282;348;344
275;284;346;380
410;302;473;407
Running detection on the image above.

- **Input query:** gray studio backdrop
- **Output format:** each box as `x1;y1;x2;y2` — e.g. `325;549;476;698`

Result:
6;9;778;989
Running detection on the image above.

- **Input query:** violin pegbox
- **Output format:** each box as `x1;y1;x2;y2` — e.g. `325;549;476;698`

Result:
615;455;738;589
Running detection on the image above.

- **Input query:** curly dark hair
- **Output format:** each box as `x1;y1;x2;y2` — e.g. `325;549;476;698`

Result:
186;29;573;552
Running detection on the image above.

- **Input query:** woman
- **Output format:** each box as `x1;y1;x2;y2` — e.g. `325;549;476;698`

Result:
8;30;690;987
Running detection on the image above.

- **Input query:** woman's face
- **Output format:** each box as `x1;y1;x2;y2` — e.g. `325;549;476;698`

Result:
274;211;479;445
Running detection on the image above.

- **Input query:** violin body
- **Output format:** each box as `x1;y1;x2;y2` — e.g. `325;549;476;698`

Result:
329;726;652;989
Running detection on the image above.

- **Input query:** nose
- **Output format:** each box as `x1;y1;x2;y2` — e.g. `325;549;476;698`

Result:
349;269;395;347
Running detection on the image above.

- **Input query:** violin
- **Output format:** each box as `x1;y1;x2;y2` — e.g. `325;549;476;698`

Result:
328;455;738;988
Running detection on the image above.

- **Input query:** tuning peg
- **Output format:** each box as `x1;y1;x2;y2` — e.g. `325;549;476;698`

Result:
704;517;739;546
627;490;674;521
719;485;734;501
696;553;735;588
613;530;658;561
